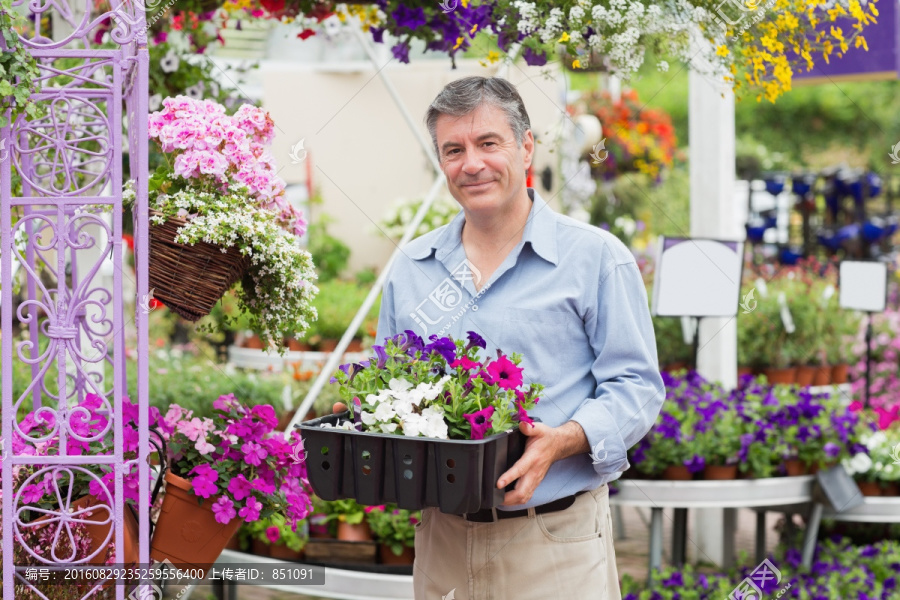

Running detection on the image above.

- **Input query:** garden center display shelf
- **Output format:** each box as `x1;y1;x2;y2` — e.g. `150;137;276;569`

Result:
821;496;900;523
227;344;368;372
609;476;816;581
211;549;414;600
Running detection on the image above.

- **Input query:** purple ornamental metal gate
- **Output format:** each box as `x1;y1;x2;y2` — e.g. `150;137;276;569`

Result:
1;0;150;598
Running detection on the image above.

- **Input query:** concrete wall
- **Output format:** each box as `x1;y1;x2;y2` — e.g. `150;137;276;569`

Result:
261;57;566;274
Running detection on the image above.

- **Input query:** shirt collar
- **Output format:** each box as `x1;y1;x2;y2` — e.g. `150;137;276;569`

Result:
407;188;558;265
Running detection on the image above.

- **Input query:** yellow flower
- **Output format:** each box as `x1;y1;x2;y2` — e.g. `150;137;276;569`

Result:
559;32;570;43
572;59;582;69
462;0;469;6
855;35;869;50
716;44;730;57
470;24;479;35
486;50;501;63
453;36;464;50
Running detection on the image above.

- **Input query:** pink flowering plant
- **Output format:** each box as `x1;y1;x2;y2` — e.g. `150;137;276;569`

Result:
328;330;541;441
5;393;158;512
158;394;312;531
124;95;318;350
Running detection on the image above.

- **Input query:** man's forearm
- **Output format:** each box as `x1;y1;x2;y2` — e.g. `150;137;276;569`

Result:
553;420;591;462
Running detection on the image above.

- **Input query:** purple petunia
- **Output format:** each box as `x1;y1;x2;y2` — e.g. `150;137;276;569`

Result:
684;454;705;473
424;335;456;363
466;331;487;350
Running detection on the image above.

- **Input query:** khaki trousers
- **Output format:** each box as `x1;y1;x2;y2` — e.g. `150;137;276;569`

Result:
412;484;621;600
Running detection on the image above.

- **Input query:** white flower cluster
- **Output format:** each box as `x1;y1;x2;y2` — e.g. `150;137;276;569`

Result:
378;195;459;240
357;377;452;439
515;0;718;77
843;430;900;482
146;185;318;348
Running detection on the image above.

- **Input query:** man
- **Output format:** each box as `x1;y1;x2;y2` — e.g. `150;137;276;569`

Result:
344;76;663;599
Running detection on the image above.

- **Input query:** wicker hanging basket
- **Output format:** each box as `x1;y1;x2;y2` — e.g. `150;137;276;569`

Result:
148;209;249;321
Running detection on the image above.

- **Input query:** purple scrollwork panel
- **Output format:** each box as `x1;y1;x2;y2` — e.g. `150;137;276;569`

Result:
1;1;150;598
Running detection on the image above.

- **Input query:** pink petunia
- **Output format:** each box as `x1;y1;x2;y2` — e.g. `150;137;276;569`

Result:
265;526;280;543
228;475;252;501
485;356;524;390
463;406;495;441
241;441;267;466
212;497;236;524
450;357;481;371
238;497;263;522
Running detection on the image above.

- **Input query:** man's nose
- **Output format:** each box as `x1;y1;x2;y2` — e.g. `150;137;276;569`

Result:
461;147;485;174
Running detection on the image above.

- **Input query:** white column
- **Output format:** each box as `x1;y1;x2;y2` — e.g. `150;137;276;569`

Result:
687;54;740;568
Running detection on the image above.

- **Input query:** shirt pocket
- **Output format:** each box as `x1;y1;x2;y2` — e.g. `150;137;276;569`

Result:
500;308;575;388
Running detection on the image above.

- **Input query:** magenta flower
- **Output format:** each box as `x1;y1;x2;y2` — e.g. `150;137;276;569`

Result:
251;404;278;429
192;474;219;499
514;391;534;426
213;393;239;412
450;357;481;371
486;356;523;390
238;497;263;522
463;406;495;440
212;497;236;524
242;441;267;466
21;482;47;504
265;526;280;543
250;477;276;495
228;475;252;501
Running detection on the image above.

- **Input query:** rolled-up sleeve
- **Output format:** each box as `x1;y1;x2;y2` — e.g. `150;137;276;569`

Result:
569;261;665;477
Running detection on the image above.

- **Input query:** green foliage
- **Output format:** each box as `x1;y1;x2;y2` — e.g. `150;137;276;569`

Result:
652;314;693;367
315;497;367;526
0;0;46;128
365;505;419;556
243;513;308;553
127;349;286;419
307;219;351;283
301;279;380;344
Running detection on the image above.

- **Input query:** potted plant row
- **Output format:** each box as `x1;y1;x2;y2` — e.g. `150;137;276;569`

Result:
626;371;874;481
736;258;860;386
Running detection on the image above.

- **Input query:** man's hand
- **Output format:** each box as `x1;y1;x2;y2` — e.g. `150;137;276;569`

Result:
496;420;589;506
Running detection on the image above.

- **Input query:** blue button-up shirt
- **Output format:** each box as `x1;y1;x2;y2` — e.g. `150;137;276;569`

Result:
376;188;664;510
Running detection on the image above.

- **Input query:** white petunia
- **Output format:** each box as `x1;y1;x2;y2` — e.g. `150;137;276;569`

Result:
382;423;398;433
373;402;397;422
392;399;415;418
160;50;179;73
401;413;425;437
360;411;377;426
388;378;413;394
846;453;873;475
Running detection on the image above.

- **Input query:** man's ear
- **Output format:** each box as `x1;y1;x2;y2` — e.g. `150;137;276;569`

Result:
522;129;535;171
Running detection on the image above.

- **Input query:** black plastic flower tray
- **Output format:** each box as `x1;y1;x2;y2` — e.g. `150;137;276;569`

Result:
297;412;526;514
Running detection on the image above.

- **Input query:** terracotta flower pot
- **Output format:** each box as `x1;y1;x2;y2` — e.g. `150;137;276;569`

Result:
857;481;882;497
662;465;693;481
812;365;832;387
33;495;140;566
336;521;373;542
831;364;849;384
269;543;304;562
737;366;754;377
663;362;689;373
318;339;339;352
782;459;807;477
224;531;242;551
379;544;415;565
242;334;264;350
704;465;738;480
795;365;816;387
762;367;797;385
251;538;271;557
346;339;364;353
881;483;899;497
150;473;242;574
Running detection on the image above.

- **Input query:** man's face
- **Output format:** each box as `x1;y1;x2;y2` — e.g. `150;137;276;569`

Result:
434;103;534;217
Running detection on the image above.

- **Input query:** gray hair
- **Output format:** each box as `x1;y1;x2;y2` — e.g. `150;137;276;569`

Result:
425;76;531;161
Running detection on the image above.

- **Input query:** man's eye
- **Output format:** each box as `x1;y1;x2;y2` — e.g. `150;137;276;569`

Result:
483;142;495;147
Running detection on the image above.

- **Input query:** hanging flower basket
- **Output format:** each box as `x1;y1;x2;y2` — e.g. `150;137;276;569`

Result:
150;472;242;574
148;209;249;322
